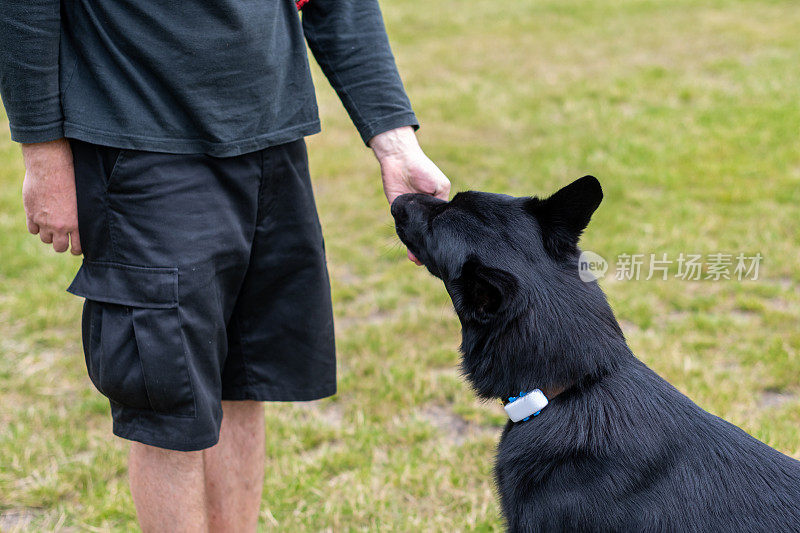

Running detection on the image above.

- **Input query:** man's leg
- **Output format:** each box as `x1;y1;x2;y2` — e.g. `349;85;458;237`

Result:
204;400;266;532
128;401;265;532
129;443;208;532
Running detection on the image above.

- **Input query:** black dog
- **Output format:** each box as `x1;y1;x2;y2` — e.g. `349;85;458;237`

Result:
391;176;800;532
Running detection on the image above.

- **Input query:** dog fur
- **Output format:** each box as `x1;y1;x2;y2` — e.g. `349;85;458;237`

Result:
391;176;800;532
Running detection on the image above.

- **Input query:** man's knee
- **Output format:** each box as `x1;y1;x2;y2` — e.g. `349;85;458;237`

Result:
129;441;205;468
221;400;264;419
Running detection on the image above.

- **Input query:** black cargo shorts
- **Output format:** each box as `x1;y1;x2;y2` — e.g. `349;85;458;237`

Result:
67;138;336;451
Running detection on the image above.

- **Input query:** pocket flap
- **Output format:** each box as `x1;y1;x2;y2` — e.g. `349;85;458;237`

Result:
68;261;178;309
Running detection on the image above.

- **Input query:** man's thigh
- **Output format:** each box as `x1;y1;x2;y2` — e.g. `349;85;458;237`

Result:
68;140;261;451
222;139;336;403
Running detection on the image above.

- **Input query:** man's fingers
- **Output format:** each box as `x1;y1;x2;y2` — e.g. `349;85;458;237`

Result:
70;230;83;255
26;216;40;235
433;166;451;200
52;232;70;253
434;179;451;200
39;229;54;244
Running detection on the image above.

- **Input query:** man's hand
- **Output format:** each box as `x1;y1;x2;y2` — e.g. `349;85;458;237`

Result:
370;126;450;265
21;138;82;255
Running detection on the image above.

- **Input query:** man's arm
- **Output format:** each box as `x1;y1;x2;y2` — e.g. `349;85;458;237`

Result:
302;0;418;146
1;0;81;254
1;0;64;142
302;0;450;263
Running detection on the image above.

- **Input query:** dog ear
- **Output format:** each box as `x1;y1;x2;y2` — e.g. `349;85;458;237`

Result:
526;175;603;257
450;257;519;322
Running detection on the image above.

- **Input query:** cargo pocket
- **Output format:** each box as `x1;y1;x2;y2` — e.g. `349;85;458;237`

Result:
68;261;196;417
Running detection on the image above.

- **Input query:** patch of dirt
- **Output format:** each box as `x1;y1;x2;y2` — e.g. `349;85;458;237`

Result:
618;320;640;335
334;299;425;334
777;278;798;292
766;298;791;312
418;406;498;445
717;358;742;372
429;367;460;380
759;389;798;409
0;509;39;531
729;310;759;324
334;310;393;333
328;263;361;285
291;400;345;428
666;311;692;322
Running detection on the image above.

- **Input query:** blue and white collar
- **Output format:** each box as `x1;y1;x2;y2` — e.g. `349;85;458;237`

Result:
504;389;549;423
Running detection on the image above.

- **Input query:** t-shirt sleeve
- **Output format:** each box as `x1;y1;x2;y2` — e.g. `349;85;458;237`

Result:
0;0;65;143
302;0;419;146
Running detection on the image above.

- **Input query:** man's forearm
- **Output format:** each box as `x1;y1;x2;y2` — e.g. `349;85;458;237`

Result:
0;0;64;143
302;0;418;145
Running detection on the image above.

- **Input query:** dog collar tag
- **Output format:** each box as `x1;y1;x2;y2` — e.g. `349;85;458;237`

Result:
504;389;548;422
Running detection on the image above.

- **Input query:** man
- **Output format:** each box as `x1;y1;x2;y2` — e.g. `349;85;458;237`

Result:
0;0;449;530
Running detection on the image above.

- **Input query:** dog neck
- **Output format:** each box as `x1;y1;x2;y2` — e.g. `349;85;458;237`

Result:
459;304;631;401
540;384;566;400
502;385;565;404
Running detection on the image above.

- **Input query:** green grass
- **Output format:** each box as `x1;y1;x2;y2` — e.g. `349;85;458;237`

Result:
1;0;799;530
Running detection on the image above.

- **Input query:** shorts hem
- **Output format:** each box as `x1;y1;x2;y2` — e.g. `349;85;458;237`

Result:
221;382;337;402
112;422;220;452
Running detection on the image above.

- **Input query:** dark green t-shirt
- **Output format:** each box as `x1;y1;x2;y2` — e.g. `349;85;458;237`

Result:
0;0;418;156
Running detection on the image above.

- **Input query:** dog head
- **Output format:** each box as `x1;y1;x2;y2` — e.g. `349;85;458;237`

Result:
391;176;623;397
391;175;603;324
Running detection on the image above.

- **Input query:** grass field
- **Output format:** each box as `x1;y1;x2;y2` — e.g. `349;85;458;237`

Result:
1;0;799;530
